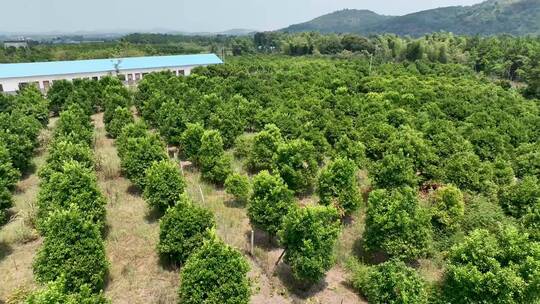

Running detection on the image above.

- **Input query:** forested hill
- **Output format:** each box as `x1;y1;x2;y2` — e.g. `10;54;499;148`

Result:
282;0;540;36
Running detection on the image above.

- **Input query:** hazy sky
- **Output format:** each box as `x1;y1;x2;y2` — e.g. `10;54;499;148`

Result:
2;0;485;33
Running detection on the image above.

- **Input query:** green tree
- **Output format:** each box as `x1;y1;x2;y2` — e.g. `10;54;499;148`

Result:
26;277;109;304
157;100;186;145
53;105;94;146
38;140;95;183
120;133;167;189
273;139;318;194
0;143;21;191
143;160;186;212
499;175;540;218
158;196;215;265
351;260;428;304
33;207;109;292
178;235;250;304
317;158;361;217
364;187;432;260
443;226;540;304
199;130;232;185
47;80;74;114
278;205;341;284
334;134;367;168
429;185;465;230
180;123;205;164
37;161;106;232
106;107;134;139
225;173;251;205
247;124;283;172
372;152;418;189
248;171;295;237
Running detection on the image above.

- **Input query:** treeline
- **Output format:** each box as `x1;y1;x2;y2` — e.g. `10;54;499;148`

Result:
0;87;48;224
133;56;540;302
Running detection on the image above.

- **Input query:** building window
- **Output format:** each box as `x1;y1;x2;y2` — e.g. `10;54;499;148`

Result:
135;73;141;81
179;70;185;76
0;84;3;92
127;73;134;84
92;76;99;81
43;80;51;90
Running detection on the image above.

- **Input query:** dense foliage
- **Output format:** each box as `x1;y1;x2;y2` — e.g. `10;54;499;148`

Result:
157;195;215;264
117;128;167;189
198;130;232;185
143;160;186;212
37;160;107;232
33;207;109;293
247;171;295;237
26;277;109;304
364;187;432;260
106;106;134;138
278;205;341;284
442;225;540;304
317;158;361;216
178;236;250;304
224;173;251;205
351;259;429;304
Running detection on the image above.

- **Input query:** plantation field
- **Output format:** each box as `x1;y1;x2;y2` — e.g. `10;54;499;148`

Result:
1;54;539;303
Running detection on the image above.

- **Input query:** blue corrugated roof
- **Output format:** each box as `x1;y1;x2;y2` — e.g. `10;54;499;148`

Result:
0;54;223;79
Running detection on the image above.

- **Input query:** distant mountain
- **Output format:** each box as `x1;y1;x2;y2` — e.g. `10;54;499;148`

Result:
284;9;393;34
281;0;540;36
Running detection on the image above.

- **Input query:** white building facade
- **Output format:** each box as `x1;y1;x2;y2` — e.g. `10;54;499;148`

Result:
0;54;223;93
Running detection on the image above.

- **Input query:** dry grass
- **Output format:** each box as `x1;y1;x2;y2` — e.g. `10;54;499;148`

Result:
93;113;178;304
0;118;57;301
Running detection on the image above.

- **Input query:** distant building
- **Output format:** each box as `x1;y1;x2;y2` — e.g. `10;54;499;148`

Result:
0;54;223;93
3;40;28;48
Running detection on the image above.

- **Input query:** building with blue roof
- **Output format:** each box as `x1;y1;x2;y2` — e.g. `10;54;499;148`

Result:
0;53;223;92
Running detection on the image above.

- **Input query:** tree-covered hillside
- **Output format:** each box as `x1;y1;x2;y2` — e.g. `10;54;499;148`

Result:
282;0;540;36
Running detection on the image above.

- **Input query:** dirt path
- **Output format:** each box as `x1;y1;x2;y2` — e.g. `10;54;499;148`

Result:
0;118;56;301
93;113;178;303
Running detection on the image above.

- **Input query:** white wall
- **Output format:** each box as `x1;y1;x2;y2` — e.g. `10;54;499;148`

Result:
0;64;201;92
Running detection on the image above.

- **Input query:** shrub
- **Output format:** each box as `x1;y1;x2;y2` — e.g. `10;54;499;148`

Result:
429;185;465;229
248;171;295;236
443;152;490;192
499;175;540;218
120;133;167;189
33;207;109;292
199;130;232;185
233;134;254;159
37;161;106;232
317;158;361;217
372;152;418;189
157;100;187;145
106;107;134;138
247;124;283;172
364;187;432;260
116;121;149;158
53;105;94;146
0;143;21;190
26;277;109;304
334;134;367;168
225;173;251;204
278;205;341;284
351;259;428;304
158;196;215;264
143;160;186;212
178;236;250;304
0;187;13;224
103;92;131;126
180;123;205;164
38;140;94;183
442;226;540;304
47;80;74;114
273;139;318;194
15;86;50;126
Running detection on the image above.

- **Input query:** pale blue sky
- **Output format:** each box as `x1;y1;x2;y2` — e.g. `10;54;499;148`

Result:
2;0;485;33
